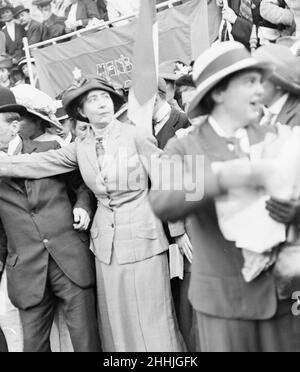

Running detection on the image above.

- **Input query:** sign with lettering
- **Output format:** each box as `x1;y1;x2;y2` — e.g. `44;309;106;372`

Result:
33;0;209;98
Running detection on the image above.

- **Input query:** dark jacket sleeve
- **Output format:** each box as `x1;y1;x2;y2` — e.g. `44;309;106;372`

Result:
64;170;97;219
43;15;66;41
27;21;44;45
231;16;252;48
96;0;108;21
0;218;8;282
149;135;223;222
81;0;101;26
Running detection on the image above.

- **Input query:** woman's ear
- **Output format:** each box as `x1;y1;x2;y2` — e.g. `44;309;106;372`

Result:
78;108;87;119
211;88;224;105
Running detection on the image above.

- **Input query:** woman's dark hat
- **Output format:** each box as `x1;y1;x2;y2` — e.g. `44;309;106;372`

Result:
0;87;27;115
62;70;125;121
14;5;30;19
32;0;52;7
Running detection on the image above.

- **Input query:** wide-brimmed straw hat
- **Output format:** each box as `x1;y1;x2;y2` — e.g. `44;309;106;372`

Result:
188;41;274;118
62;74;124;121
0;87;27;115
11;84;62;129
254;44;300;96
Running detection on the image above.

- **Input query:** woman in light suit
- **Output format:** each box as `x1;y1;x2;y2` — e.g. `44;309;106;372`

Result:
0;76;185;352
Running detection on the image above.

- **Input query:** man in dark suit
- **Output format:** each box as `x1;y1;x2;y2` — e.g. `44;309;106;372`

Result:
0;220;8;352
150;41;300;352
14;5;43;45
0;87;101;352
217;0;262;48
253;44;300;234
65;0;100;32
0;4;25;63
254;43;300;128
32;0;66;41
95;0;108;21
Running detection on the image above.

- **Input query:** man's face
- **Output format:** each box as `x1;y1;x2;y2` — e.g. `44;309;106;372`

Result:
0;68;9;83
81;90;115;129
215;70;264;128
0;9;13;22
261;79;279;107
21;63;36;79
17;11;31;26
178;86;196;112
18;115;41;140
0;113;18;151
39;4;52;20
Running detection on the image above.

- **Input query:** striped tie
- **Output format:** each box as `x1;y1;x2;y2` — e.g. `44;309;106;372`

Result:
239;0;253;23
95;136;105;170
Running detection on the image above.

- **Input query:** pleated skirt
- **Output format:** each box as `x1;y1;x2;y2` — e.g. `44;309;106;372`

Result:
95;251;186;352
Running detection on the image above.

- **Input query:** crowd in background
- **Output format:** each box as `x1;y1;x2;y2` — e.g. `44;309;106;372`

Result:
0;0;300;353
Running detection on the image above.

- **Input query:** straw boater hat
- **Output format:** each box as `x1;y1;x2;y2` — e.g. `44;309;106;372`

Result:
253;44;300;96
188;41;274;119
62;72;124;122
0;87;27;115
11;84;62;129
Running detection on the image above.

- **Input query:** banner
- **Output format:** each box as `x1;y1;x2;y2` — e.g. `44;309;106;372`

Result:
33;0;209;98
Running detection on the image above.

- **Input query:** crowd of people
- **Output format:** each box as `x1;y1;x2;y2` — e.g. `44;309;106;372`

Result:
0;0;299;353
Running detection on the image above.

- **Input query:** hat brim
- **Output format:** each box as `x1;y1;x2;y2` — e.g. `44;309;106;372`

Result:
14;8;30;18
64;80;125;122
188;59;273;119
0;104;27;115
160;73;178;82
25;108;62;129
271;73;300;96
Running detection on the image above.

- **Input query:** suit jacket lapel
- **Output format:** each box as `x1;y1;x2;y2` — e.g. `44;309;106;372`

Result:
276;95;299;126
104;120;122;172
82;131;100;176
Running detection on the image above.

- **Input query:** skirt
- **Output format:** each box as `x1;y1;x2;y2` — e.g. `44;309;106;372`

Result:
95;251;186;352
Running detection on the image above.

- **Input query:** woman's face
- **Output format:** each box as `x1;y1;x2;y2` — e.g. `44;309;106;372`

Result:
80;89;115;129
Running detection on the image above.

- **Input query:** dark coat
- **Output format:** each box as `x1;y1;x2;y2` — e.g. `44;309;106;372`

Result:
0;140;96;310
96;0;108;21
2;23;26;60
155;107;191;150
276;93;300;128
42;14;66;41
228;0;262;49
150;120;285;320
26;19;44;45
65;0;100;27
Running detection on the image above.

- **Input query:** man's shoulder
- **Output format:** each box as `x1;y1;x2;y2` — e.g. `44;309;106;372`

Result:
164;125;203;156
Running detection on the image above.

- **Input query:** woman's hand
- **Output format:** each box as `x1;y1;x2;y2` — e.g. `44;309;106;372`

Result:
73;208;91;231
222;7;238;24
174;233;193;264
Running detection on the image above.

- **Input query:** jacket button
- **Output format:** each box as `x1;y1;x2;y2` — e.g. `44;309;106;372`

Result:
43;239;49;244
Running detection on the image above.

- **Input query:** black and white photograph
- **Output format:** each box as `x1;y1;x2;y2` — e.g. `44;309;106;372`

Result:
0;0;300;357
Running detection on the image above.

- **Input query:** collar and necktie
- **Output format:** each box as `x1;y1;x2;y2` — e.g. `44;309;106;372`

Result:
239;0;253;23
95;136;105;170
259;109;276;128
